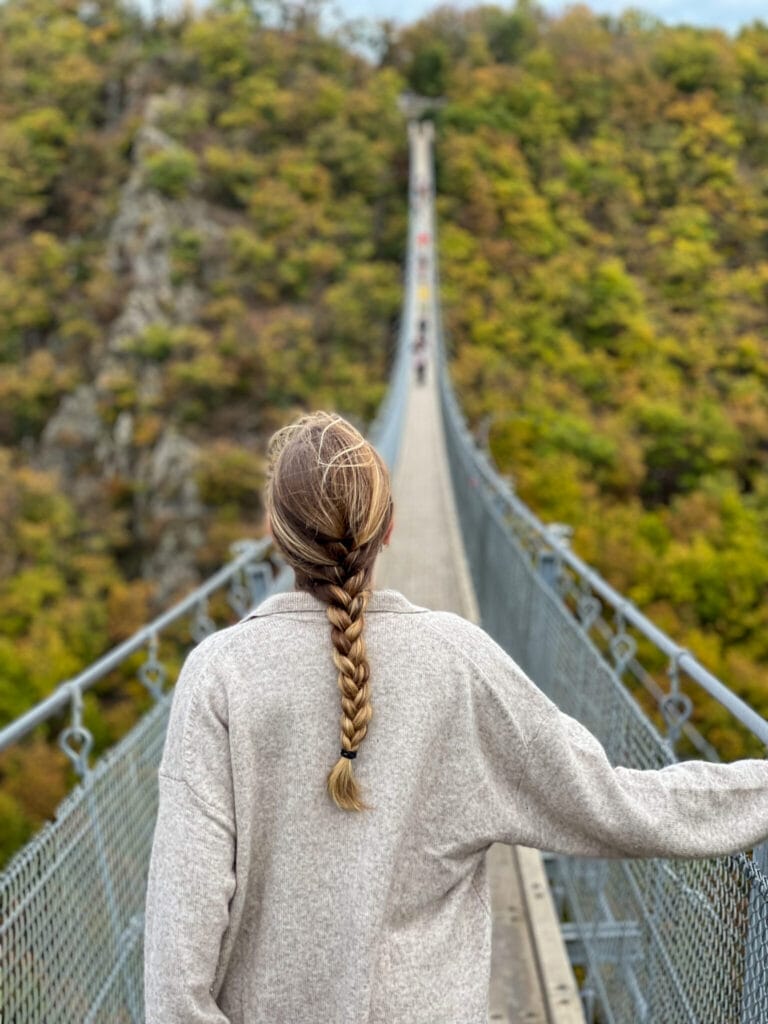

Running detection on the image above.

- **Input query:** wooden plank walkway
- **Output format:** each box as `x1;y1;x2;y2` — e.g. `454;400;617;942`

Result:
373;119;584;1024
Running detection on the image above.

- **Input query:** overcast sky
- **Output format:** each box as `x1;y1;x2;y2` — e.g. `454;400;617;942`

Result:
148;0;766;35
336;0;765;34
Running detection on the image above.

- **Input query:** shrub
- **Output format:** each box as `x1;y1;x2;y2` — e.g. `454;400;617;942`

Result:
144;146;199;199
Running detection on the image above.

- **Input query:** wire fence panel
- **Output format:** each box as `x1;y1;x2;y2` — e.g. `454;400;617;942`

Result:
360;120;423;476
1;696;167;1023
438;335;768;1024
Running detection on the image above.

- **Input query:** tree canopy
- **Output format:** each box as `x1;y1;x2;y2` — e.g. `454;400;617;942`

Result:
0;0;406;866
412;1;768;759
2;0;768;865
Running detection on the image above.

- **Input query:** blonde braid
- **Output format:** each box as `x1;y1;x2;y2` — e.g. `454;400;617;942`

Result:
311;547;374;811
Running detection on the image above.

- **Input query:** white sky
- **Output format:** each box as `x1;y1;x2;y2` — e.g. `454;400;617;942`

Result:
150;0;766;35
337;0;765;34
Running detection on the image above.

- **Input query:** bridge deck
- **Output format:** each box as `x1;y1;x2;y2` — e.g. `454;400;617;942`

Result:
374;119;584;1024
374;336;581;1024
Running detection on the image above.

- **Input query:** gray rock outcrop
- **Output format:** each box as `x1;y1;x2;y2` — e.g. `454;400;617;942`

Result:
39;87;221;604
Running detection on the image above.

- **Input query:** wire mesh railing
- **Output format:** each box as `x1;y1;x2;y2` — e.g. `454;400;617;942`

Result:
0;537;284;1023
367;120;426;477
426;124;768;1023
0;399;413;1023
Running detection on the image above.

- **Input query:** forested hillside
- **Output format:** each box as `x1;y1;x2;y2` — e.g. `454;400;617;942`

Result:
399;3;768;756
3;0;768;865
0;0;407;863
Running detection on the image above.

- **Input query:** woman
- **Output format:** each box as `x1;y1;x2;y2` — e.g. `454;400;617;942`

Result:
144;410;768;1024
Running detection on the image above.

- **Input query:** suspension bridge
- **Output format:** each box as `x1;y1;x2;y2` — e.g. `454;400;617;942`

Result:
2;116;768;1024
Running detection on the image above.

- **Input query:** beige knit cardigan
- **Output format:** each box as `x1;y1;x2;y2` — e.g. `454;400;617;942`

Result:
143;588;768;1023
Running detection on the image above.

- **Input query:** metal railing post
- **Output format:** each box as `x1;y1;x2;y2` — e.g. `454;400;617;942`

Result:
741;843;768;1024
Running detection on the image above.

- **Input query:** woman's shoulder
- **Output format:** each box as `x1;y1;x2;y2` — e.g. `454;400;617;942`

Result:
415;607;540;705
373;595;520;684
396;605;552;735
367;589;486;633
421;610;512;664
180;615;273;678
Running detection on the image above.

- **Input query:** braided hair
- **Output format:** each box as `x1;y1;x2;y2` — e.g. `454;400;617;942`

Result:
265;411;393;812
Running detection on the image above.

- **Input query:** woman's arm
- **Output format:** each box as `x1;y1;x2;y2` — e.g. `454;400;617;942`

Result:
516;700;768;859
143;640;237;1024
428;612;768;860
144;774;236;1023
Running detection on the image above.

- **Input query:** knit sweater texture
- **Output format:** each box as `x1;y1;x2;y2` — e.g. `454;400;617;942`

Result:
143;588;768;1024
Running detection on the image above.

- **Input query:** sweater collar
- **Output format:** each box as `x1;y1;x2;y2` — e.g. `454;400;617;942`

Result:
245;588;428;619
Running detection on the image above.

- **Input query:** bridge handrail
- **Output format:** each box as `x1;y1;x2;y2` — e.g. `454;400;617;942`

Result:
420;112;768;752
367;121;422;474
0;537;278;757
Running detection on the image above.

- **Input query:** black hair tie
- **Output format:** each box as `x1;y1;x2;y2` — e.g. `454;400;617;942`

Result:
340;749;357;760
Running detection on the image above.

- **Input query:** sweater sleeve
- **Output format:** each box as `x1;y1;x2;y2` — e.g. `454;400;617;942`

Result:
517;704;768;859
143;641;236;1024
430;614;768;860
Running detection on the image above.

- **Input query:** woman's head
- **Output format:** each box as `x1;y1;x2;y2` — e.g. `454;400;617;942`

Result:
264;411;394;812
265;411;393;593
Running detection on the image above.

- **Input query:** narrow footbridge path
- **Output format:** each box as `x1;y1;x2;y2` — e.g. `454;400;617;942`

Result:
376;120;583;1024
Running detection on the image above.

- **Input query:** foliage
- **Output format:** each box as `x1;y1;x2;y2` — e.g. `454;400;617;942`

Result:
422;1;768;762
3;0;768;868
0;0;407;868
144;145;199;197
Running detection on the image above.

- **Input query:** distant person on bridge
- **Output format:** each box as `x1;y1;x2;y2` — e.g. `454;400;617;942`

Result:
414;354;427;384
144;411;768;1024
